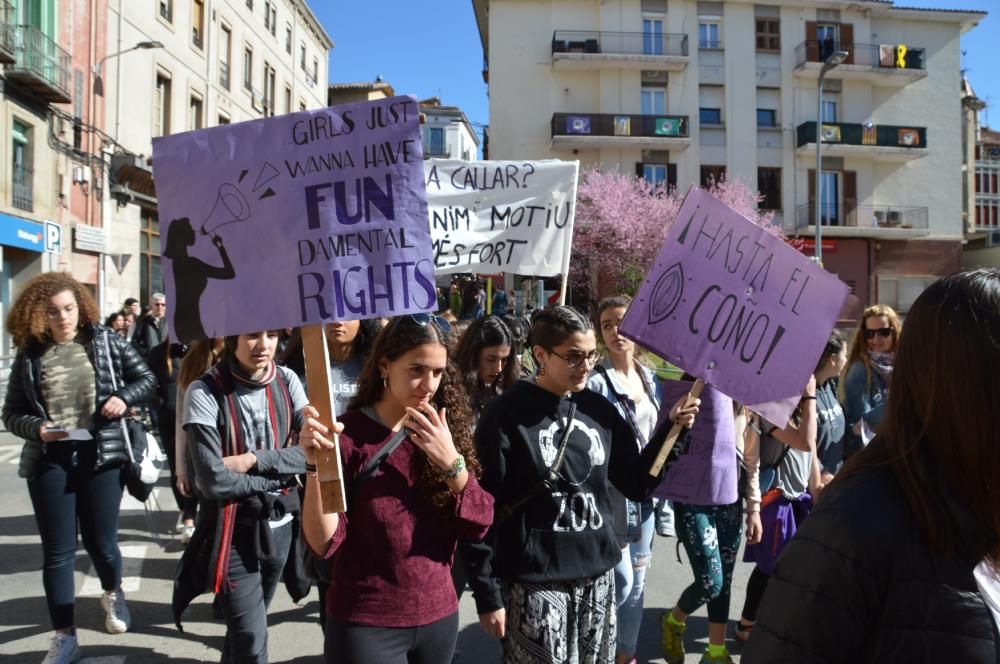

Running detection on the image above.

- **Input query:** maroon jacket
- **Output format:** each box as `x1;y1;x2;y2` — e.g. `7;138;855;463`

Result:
314;409;493;627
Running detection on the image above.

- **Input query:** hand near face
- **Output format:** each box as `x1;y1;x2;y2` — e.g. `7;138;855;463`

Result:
404;403;460;471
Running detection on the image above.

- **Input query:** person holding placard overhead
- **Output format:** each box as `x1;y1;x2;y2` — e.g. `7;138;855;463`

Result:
744;269;1000;662
177;331;311;664
838;304;901;458
472;306;698;663
2;272;155;664
298;313;493;664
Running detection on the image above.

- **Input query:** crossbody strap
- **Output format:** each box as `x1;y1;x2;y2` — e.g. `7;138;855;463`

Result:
349;427;409;505
494;401;578;526
594;365;647;447
101;331;135;463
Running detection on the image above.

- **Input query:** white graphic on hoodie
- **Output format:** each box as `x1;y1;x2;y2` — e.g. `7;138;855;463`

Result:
538;418;607;532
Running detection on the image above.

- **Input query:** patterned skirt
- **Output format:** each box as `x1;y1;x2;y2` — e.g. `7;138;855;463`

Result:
501;568;616;664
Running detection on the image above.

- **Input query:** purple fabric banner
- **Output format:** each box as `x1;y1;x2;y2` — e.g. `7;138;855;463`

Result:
653;379;737;505
619;186;849;427
152;95;434;343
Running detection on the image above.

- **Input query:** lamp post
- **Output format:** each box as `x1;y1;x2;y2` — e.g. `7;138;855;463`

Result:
91;41;163;315
814;49;848;267
92;41;163;96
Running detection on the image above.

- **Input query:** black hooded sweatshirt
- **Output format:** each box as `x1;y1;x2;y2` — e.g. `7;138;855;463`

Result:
471;379;667;604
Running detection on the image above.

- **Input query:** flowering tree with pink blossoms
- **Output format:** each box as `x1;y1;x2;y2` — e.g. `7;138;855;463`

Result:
570;169;781;301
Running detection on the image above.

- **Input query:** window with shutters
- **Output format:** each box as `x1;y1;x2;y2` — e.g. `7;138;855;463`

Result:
243;45;253;90
755;19;780;51
189;92;203;130
192;0;205;48
758;167;781;210
153;74;171;137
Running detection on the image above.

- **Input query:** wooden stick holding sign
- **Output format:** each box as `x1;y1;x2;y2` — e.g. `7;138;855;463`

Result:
301;325;347;513
648;379;705;477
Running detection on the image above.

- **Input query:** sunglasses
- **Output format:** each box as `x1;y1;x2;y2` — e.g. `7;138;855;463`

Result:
864;327;893;340
549;348;601;369
391;313;453;335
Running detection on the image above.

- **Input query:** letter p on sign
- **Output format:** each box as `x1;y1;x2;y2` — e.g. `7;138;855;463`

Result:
45;221;61;254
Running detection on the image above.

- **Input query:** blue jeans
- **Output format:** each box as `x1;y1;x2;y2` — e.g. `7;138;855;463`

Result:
27;441;124;630
613;498;655;654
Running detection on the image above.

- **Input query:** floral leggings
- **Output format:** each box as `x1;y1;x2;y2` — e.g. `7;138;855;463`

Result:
674;501;743;624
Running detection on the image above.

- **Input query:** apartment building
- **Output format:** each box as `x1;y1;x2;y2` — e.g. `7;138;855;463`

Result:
963;124;1000;267
104;0;332;309
419;97;480;160
0;0;94;353
472;0;986;320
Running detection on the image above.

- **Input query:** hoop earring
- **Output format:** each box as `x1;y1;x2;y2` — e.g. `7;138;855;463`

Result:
382;375;388;389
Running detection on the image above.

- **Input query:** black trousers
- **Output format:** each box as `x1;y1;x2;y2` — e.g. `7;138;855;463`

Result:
217;521;293;664
324;611;459;664
28;442;124;630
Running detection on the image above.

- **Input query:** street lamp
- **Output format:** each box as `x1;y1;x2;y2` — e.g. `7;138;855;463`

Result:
92;41;164;96
814;49;849;267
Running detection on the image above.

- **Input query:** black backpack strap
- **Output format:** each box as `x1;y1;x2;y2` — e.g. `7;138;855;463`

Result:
348;427;409;506
494;401;578;526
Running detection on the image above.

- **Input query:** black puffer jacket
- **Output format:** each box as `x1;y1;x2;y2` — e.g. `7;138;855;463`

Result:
2;324;156;476
743;446;999;663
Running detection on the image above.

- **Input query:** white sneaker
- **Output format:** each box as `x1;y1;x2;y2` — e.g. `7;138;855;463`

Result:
101;589;131;634
174;514;186;533
180;524;195;544
42;632;81;664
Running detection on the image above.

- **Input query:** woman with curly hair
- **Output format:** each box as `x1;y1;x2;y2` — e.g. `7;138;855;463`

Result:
2;272;155;664
838;304;902;458
299;313;494;663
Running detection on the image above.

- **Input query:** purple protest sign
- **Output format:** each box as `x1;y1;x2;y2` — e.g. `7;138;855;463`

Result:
619;186;849;427
151;95;434;343
653;379;737;505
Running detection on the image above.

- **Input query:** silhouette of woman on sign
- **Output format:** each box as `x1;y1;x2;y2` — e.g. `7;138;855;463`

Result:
163;218;235;343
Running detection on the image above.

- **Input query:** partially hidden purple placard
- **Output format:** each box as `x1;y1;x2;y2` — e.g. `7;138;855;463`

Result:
619;187;849;427
152;95;433;343
653;379;737;505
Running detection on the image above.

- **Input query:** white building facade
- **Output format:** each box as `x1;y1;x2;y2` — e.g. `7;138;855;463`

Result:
473;0;985;320
103;0;332;310
420;97;480;161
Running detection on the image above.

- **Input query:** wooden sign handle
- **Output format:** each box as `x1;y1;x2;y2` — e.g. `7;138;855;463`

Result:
649;379;705;477
301;325;347;513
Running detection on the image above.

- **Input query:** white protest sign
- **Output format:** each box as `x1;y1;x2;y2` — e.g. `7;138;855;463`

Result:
425;159;579;276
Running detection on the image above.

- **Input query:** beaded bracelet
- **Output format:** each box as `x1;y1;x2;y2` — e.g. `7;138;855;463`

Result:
444;456;466;480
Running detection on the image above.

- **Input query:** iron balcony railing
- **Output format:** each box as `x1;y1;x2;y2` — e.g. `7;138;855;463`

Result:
795;40;926;70
796;121;927;150
795;203;929;230
5;24;71;102
552;30;688;57
423;144;451;158
552;113;690;139
12;164;33;212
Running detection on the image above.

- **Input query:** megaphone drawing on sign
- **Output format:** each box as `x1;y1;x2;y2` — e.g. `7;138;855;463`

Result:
200;183;250;237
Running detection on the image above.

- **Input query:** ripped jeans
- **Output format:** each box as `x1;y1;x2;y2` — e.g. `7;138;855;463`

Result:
613;497;655;655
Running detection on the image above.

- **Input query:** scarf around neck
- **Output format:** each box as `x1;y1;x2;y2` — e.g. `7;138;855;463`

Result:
225;356;277;389
868;351;894;385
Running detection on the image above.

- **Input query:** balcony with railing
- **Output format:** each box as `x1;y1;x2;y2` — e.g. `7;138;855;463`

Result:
0;1;15;64
795;203;929;239
5;25;71;103
423;144;451;159
551;112;690;150
796;121;928;162
12;164;33;212
794;40;927;86
551;30;688;71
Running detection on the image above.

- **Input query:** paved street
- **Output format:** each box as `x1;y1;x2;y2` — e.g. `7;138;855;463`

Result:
0;430;750;663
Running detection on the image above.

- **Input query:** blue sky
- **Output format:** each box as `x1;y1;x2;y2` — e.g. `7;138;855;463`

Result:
313;0;998;143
